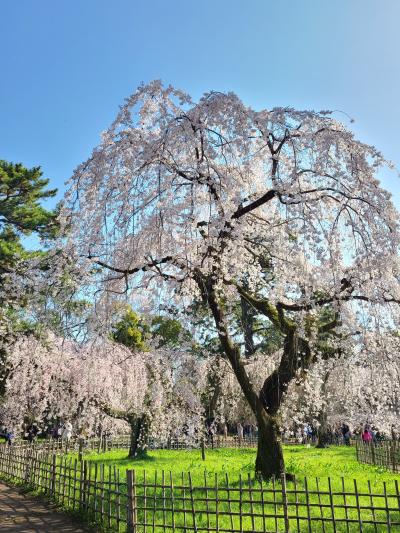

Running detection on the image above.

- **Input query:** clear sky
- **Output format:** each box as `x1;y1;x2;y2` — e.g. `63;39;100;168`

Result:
1;0;400;206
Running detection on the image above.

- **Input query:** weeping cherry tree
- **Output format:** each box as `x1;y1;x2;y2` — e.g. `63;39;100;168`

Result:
63;81;400;478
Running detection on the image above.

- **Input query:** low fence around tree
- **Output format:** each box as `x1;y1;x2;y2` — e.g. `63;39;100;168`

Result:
12;434;131;455
3;435;259;456
356;440;400;473
4;433;355;457
0;445;399;532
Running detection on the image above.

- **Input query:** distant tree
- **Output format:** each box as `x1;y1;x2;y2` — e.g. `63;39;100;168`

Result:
151;315;192;348
111;305;192;350
0;160;58;392
0;160;57;276
1;331;208;458
111;307;148;351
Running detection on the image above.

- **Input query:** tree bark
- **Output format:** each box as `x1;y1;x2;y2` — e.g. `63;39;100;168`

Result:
316;409;330;448
255;408;285;479
128;415;149;458
255;331;310;477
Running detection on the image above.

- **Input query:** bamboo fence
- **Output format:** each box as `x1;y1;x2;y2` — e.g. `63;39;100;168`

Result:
3;435;256;457
4;433;355;457
4;434;131;455
356;440;400;473
0;446;399;532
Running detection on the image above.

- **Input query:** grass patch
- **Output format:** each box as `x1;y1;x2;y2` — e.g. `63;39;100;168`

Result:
78;445;398;488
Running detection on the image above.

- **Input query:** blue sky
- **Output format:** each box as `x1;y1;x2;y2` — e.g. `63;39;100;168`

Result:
1;0;400;206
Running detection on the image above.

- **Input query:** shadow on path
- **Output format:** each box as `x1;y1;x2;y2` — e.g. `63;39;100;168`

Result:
0;482;95;532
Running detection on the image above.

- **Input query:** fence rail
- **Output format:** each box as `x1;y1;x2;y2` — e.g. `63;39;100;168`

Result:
0;446;399;532
356;440;400;473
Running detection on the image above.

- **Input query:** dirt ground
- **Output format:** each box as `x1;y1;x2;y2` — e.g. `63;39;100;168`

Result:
0;482;95;532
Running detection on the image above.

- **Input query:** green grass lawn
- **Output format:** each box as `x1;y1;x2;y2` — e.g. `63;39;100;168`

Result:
79;445;398;487
64;445;399;532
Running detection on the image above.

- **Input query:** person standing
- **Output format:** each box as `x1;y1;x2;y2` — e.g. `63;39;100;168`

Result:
362;426;373;443
62;421;73;441
237;422;244;445
341;423;351;446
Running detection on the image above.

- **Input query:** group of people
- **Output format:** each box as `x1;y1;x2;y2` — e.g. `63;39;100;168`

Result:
204;421;258;447
0;421;74;446
361;425;386;443
24;421;74;442
2;418;398;449
44;422;73;441
323;423;394;444
235;422;258;439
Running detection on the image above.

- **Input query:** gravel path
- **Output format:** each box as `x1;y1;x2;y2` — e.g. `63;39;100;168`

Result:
0;482;94;532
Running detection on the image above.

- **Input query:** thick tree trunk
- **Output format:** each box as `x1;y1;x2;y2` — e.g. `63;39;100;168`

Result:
128;415;149;458
316;413;330;448
255;410;284;479
255;331;312;478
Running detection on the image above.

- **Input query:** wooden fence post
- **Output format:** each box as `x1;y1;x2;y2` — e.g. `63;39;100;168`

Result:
390;442;397;472
80;460;87;509
50;454;57;496
127;469;136;532
201;438;206;461
78;438;83;462
24;447;32;484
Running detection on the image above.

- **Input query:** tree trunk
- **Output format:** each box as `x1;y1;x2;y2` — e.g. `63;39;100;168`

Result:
316;411;330;448
255;409;284;479
255;331;312;478
128;415;149;458
201;279;313;480
316;371;330;448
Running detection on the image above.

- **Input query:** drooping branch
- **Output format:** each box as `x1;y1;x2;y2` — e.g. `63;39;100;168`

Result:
318;314;340;334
